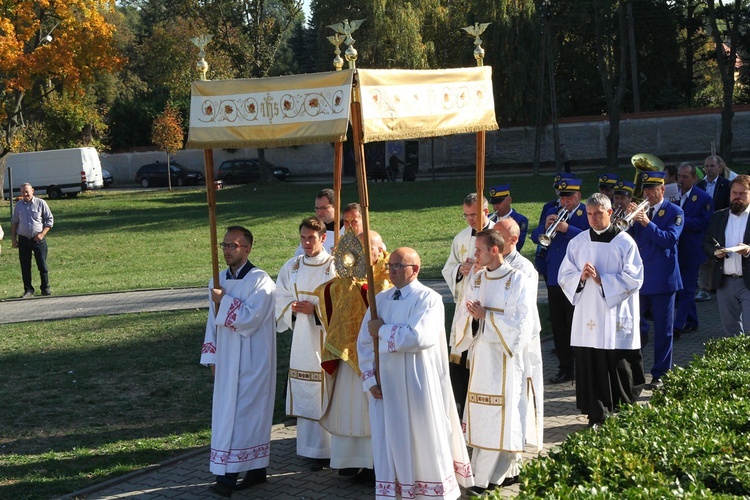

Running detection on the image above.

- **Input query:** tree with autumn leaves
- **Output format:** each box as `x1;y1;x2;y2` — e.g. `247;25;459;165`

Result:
151;103;184;191
0;0;122;198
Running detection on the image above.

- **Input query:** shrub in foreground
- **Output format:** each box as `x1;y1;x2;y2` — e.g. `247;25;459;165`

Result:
514;335;750;499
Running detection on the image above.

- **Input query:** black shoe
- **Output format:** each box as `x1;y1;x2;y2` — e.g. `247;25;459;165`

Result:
235;468;266;490
353;468;376;485
673;328;682;341
41;290;51;296
466;486;487;497
208;482;233;497
338;467;359;476
501;475;520;486
682;325;697;334
309;458;329;471
21;292;34;299
548;371;573;384
647;378;663;390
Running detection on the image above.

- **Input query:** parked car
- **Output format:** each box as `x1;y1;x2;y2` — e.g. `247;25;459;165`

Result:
102;169;113;187
216;158;290;184
135;162;205;188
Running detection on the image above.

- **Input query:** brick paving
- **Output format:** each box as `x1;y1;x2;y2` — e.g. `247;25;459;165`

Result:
1;284;720;499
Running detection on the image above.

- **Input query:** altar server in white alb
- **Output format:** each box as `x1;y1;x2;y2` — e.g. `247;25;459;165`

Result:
452;229;539;497
358;247;474;500
201;226;276;497
276;216;336;469
558;193;645;428
442;193;494;416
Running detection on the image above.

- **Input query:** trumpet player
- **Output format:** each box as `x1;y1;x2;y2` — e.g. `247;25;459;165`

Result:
531;178;590;384
629;171;684;390
598;173;618;201
534;173;577;281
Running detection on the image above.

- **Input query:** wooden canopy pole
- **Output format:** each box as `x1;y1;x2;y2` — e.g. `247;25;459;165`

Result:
350;73;381;387
333;144;343;247
204;149;220;289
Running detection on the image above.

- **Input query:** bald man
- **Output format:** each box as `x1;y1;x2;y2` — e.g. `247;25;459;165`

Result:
358;248;473;499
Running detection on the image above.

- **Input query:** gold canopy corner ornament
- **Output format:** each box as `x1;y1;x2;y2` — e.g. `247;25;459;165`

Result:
334;230;367;280
191;34;213;80
461;22;490;66
328;33;345;71
328;19;366;69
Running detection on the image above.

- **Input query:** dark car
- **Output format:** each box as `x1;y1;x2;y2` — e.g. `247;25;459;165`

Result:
102;169;114;187
216;158;290;184
135;162;205;188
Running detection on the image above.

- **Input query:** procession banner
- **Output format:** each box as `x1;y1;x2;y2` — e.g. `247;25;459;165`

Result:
187;70;354;149
356;67;498;143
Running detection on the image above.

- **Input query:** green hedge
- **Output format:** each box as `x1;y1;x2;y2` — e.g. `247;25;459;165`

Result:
514;335;750;499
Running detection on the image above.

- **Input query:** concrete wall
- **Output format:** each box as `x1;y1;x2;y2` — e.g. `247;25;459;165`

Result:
101;108;750;184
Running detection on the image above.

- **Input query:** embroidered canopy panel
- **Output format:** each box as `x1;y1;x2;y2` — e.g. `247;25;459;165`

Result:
186;67;498;149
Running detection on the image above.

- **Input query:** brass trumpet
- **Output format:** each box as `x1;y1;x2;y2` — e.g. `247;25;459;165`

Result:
614;199;650;231
539;208;570;247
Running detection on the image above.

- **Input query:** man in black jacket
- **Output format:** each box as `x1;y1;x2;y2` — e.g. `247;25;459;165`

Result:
703;175;750;336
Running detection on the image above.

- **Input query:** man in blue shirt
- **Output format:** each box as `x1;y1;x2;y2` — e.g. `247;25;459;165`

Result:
11;183;54;298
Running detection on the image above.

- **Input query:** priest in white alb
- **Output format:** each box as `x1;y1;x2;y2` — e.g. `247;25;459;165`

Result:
452;229;538;497
315;230;390;482
558;193;645;428
276;216;336;469
358;247;474;500
201;226;276;497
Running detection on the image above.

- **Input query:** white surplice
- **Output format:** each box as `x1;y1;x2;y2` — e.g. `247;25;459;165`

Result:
558;230;643;350
200;265;276;475
358;281;474;500
442;222;494;359
276;251;335;458
452;263;537;487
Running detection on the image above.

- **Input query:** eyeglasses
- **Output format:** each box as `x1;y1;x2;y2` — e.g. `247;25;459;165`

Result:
219;243;248;250
462;213;478;220
386;263;416;271
314;205;333;211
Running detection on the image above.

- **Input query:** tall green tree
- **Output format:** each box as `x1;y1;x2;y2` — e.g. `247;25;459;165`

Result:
706;0;747;161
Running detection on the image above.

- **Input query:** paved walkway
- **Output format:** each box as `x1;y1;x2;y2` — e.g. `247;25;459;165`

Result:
2;287;719;499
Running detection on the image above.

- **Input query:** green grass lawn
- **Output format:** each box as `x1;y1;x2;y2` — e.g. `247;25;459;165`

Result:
0;171;604;298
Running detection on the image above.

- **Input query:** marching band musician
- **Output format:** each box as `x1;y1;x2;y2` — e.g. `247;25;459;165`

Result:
488;184;530;252
598;173;618;201
531;178;590;384
628;171;684;390
674;163;713;339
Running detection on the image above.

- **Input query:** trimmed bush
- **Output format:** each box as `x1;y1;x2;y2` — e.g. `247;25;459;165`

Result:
514;335;750;499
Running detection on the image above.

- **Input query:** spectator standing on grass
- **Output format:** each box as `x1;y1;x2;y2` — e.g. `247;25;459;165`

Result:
358;247;474;499
201;226;276;497
628;171;683;390
702;175;750;336
559;193;645;428
387;151;404;182
11;183;53;298
276;216;336;471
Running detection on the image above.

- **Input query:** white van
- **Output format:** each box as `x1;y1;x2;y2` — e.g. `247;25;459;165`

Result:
3;147;104;199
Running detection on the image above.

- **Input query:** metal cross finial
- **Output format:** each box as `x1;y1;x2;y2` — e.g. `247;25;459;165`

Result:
191;34;213;80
